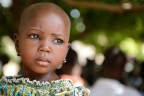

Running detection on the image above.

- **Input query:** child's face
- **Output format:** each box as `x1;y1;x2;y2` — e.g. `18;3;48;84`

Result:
15;10;70;74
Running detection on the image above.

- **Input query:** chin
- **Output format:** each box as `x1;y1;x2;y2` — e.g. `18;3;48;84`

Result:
31;69;49;75
36;71;48;74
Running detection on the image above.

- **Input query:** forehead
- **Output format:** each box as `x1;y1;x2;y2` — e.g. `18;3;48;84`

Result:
26;12;67;34
24;8;65;26
21;4;67;24
19;3;70;37
20;3;70;24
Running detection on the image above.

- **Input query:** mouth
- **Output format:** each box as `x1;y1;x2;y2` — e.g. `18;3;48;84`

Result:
35;57;51;67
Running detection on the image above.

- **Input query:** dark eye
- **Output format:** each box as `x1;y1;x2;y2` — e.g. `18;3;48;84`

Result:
29;34;40;40
53;39;64;45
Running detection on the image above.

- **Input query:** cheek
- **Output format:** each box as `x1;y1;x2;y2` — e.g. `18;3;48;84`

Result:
19;39;38;55
61;46;69;57
53;46;68;61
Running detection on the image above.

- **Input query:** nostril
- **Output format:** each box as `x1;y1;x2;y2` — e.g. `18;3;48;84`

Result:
39;41;51;52
39;47;50;52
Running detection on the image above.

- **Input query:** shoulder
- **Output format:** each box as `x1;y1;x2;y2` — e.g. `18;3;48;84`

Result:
124;86;142;96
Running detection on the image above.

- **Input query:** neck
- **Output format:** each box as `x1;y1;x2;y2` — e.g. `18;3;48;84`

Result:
22;71;60;82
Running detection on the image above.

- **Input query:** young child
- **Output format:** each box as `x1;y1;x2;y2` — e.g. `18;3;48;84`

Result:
0;2;90;96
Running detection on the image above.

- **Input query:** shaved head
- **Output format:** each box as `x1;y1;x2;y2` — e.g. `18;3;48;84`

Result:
19;2;71;38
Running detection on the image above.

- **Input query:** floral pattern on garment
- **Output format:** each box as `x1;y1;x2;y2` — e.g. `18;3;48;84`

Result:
0;76;90;96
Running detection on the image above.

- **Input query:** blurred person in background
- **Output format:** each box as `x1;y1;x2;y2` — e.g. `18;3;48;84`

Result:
81;58;97;87
128;58;143;90
56;47;85;86
90;46;142;96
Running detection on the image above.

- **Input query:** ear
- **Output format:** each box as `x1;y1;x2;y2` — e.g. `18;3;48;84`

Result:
14;33;19;55
66;43;71;54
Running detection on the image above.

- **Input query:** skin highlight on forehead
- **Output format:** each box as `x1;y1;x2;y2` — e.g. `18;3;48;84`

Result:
19;2;70;38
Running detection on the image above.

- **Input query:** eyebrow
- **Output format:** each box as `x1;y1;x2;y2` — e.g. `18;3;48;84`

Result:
51;33;64;37
25;28;65;37
25;28;44;34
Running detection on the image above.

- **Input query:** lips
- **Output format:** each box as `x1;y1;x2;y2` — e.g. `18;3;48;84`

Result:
35;57;51;66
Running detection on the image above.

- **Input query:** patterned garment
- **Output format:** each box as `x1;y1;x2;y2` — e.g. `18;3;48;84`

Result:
0;76;90;96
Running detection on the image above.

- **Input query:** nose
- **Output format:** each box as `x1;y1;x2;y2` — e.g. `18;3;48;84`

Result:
38;40;51;53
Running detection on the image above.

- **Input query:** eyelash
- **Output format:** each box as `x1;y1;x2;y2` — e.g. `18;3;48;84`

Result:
29;34;64;45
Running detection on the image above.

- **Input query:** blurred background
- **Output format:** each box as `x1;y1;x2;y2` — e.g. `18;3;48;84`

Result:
0;0;144;95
